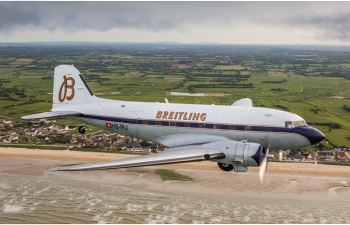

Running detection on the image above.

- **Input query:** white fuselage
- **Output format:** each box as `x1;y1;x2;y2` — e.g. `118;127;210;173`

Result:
67;98;312;150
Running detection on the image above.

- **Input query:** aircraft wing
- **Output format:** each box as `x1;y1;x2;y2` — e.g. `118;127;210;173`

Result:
21;111;83;120
51;147;226;171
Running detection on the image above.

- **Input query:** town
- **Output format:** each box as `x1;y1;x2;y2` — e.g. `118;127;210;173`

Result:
0;118;167;154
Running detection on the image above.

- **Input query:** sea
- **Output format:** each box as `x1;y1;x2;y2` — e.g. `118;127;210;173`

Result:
0;175;349;224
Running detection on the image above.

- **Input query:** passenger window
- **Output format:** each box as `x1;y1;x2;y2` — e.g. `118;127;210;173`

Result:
184;123;190;127
245;126;252;131
156;121;162;126
142;120;148;124
229;125;236;130
198;123;205;128
170;122;176;126
213;124;220;129
285;121;293;128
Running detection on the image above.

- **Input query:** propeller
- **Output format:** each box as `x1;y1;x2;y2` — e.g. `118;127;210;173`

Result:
259;137;270;184
259;153;268;183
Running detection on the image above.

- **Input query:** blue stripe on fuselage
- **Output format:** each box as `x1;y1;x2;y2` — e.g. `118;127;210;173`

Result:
80;114;324;145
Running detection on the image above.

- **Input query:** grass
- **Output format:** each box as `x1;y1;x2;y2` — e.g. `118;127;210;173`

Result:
0;144;67;150
2;47;350;149
62;163;82;167
125;169;148;174
69;147;149;155
154;169;192;181
318;162;350;166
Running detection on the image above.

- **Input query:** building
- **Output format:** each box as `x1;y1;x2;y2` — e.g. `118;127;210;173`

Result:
156;147;166;153
3;119;11;124
142;147;151;152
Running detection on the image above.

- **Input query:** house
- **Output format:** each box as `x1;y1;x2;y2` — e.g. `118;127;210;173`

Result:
11;134;19;140
103;143;112;150
151;143;158;148
104;139;112;144
113;140;122;147
317;151;334;160
70;138;77;144
156;147;166;153
76;143;85;148
42;124;54;129
57;125;69;131
36;136;49;141
2;138;11;143
118;145;126;150
337;152;348;161
286;154;296;160
25;129;38;136
142;147;151;152
3;119;11;124
6;130;17;136
133;146;142;152
23;139;33;144
33;122;40;127
294;155;304;161
93;135;103;141
308;150;318;160
126;144;134;151
9;123;16;128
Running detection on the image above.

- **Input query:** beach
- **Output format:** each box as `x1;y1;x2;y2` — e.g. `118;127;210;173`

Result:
0;147;350;223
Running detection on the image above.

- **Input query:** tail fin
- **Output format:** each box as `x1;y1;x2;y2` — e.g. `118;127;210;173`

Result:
22;65;95;120
53;65;94;107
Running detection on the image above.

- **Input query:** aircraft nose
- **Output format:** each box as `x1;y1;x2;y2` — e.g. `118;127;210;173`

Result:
309;127;325;145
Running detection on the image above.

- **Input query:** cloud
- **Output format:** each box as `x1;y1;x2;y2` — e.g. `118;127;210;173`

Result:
0;3;41;32
2;2;350;44
0;2;244;33
282;14;350;42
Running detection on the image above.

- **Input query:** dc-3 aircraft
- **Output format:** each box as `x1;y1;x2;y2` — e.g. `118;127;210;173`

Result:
23;65;324;182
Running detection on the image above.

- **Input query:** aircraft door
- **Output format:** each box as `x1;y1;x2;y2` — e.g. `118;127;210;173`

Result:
128;111;139;138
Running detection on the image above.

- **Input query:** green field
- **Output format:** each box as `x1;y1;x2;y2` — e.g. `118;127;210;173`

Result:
1;44;350;149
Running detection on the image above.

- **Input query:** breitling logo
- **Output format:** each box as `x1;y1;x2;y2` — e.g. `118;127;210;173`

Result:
156;111;206;121
59;75;75;102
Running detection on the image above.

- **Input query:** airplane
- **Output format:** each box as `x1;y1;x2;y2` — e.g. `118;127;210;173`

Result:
22;65;325;182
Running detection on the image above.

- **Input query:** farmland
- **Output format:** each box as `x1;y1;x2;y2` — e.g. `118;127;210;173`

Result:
1;42;350;149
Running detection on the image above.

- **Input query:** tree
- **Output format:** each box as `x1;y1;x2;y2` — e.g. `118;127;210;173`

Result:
141;140;150;147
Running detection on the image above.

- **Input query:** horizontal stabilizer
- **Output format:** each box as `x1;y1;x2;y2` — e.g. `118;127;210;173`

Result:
51;148;226;171
21;111;82;120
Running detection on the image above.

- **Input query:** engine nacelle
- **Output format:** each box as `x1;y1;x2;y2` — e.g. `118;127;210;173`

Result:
206;140;265;172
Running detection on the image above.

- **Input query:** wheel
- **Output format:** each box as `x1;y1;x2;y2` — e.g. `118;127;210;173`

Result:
218;162;234;171
78;126;86;134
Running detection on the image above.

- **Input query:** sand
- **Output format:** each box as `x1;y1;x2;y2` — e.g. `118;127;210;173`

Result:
1;147;350;202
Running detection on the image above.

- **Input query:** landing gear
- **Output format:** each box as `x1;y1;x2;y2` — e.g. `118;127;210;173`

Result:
218;162;234;171
78;125;86;134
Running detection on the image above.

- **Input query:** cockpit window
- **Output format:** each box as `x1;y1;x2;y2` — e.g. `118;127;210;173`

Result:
285;121;293;128
293;120;306;127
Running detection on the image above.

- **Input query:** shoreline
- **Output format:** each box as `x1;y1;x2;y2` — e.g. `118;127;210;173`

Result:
0;147;350;203
1;147;350;177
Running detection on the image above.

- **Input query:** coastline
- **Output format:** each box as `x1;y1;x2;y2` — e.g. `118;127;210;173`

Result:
1;147;350;203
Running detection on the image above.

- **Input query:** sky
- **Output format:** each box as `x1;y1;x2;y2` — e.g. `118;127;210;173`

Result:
1;1;350;45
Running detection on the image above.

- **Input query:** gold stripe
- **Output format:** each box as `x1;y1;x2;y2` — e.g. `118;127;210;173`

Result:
84;113;285;128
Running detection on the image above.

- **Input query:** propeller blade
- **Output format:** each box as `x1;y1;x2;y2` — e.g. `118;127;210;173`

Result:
260;136;270;184
259;156;267;183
